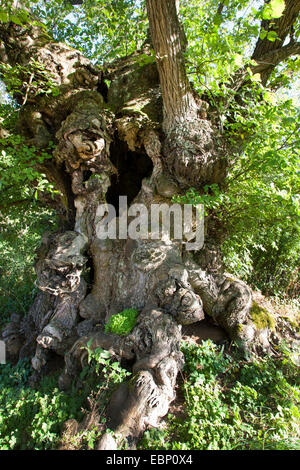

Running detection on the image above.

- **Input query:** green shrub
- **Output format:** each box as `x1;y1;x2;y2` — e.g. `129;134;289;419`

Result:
104;308;138;336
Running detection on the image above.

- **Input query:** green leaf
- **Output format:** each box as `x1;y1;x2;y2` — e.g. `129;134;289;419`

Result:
267;31;279;42
10;15;23;26
0;12;9;23
259;29;268;40
213;14;222;26
262;0;285;20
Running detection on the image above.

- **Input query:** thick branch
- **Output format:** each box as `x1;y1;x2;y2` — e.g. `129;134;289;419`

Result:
252;41;300;76
146;0;197;128
145;1;229;187
252;0;300;83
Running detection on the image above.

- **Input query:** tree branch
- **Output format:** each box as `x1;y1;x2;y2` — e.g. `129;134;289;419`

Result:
251;0;300;84
217;1;225;16
146;0;197;128
251;41;300;76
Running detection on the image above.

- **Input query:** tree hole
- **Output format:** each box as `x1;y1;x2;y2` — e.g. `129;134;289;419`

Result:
106;138;153;215
182;316;228;345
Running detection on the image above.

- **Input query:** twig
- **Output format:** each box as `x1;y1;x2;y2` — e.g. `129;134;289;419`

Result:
22;72;34;106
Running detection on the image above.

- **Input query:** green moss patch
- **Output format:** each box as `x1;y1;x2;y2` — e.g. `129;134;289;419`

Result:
250;301;276;331
105;308;139;336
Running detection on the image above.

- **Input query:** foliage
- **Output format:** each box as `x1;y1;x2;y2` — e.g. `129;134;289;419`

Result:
1;340;298;451
0;102;57;326
0;343;132;450
0;103;59;209
83;341;131;383
173;93;300;299
141;340;300;450
0;1;31;26
262;0;285;21
0;102;58;327
179;0;299;97
0;360;84;450
173;184;228;215
104;308;139;336
63;343;132;449
222;94;300;298
0;60;60;102
0;135;57;209
31;0;148;64
0;203;56;327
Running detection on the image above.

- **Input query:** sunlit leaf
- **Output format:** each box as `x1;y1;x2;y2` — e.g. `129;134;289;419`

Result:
262;0;285;20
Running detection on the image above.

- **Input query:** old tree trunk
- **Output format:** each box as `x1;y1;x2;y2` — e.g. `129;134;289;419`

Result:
1;0;299;449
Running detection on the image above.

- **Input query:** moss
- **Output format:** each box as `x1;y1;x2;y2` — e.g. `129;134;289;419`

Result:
105;308;139;336
225;276;236;283
250;301;276;331
281;315;299;331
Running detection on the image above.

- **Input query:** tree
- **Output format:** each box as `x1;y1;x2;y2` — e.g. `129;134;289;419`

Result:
0;0;299;449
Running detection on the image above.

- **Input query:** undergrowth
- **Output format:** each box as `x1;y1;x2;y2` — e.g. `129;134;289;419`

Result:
0;204;56;328
140;340;300;451
0;339;299;450
0;359;84;450
0;345;131;450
